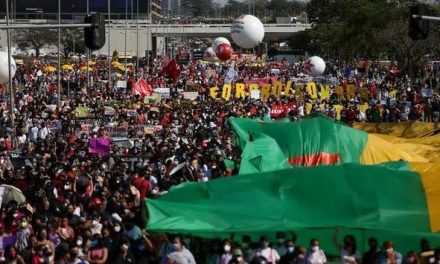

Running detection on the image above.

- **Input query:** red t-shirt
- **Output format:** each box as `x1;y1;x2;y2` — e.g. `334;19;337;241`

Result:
132;176;151;200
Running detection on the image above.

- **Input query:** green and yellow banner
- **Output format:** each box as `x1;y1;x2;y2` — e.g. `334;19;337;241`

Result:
229;117;438;174
146;162;440;253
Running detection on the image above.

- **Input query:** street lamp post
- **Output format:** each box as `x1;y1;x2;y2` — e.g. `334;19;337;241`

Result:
124;0;128;80
58;0;61;105
5;0;14;128
108;0;111;83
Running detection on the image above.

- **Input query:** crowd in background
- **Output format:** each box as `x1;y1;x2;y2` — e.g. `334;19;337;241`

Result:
0;55;437;264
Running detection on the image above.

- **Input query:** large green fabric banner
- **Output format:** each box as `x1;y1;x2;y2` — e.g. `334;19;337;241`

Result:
146;162;440;254
229;117;369;173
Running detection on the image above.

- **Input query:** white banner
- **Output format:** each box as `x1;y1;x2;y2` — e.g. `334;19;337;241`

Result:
117;80;127;88
182;92;199;100
154;88;171;99
250;90;260;100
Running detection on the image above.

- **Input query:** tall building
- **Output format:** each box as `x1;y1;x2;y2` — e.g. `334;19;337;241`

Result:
0;0;161;21
162;0;180;14
151;0;163;22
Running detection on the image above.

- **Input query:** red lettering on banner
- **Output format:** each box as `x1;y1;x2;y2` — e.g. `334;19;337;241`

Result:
288;153;341;167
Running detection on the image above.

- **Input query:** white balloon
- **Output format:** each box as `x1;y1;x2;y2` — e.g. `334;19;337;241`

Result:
212;37;231;53
231;14;265;49
0;52;16;84
304;56;326;76
204;47;218;61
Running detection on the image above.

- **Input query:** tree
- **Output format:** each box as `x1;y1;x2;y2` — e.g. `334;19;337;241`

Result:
59;29;86;58
300;0;440;71
267;0;306;18
14;29;56;57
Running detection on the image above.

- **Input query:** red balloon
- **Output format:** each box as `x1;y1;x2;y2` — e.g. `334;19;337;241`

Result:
216;43;233;61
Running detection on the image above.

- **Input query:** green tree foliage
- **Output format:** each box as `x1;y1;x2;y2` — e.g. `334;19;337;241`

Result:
59;29;86;58
267;0;306;17
14;29;56;57
303;0;440;70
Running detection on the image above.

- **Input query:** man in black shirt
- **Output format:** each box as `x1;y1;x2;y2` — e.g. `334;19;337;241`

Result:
362;237;379;264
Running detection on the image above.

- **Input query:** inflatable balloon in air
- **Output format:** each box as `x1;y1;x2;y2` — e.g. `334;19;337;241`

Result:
0;52;16;83
204;47;218;61
216;43;233;61
212;37;231;53
231;14;265;49
303;56;326;76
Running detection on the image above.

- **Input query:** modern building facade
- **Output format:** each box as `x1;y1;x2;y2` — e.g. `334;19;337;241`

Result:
0;0;161;21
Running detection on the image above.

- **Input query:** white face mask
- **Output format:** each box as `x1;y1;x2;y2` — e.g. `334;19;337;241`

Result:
121;244;129;251
114;225;121;232
224;245;231;252
76;240;83;246
312;246;319;252
237;257;243;262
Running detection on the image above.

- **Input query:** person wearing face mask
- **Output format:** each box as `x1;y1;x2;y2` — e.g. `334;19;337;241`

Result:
306;239;327;264
249;236;280;264
377;241;402;264
230;249;247;264
279;240;297;264
332;229;360;264
217;240;233;264
166;236;196;264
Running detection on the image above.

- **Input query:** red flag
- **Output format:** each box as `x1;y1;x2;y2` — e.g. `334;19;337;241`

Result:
133;78;153;97
160;59;181;84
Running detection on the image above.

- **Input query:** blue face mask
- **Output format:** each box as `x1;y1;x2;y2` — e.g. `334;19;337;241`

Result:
288;247;295;253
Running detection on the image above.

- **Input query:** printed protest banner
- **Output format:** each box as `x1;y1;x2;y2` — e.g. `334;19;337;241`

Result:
104;126;128;139
74;106;91;118
46;120;62;131
104;107;115;116
89;138;111;155
182;92;199;100
126;109;138;117
154;88;171;99
117;80;127;88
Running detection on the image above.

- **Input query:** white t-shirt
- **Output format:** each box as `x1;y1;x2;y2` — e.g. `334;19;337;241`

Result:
307;249;327;264
38;127;50;140
297;105;305;116
18;134;27;144
30;126;39;141
251;247;280;264
340;249;360;264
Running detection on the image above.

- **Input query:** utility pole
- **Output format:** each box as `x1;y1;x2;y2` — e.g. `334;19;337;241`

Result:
5;0;14;128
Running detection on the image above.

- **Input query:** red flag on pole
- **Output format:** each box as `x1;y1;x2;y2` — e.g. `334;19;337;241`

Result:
132;78;153;97
160;59;181;84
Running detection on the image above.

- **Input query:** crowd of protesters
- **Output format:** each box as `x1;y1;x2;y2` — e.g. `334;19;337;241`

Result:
0;53;437;264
